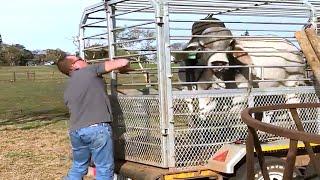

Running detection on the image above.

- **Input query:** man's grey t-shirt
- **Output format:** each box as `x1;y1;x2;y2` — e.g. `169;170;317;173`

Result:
64;63;112;131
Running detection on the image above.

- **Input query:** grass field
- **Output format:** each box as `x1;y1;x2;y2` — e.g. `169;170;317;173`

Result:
0;66;95;179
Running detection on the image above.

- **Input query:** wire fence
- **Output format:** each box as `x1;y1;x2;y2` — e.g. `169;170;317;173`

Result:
0;71;67;82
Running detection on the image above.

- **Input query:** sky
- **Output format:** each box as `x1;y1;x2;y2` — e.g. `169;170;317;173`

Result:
0;0;101;53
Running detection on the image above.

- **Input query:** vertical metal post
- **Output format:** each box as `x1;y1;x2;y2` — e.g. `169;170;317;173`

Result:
246;127;255;180
106;3;117;96
283;139;298;180
153;0;174;168
79;28;85;59
304;1;317;33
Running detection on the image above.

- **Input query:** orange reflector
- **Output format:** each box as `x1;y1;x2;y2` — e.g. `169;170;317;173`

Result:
212;150;228;162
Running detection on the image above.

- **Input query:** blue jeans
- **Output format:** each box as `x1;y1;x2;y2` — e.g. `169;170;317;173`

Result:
66;123;114;180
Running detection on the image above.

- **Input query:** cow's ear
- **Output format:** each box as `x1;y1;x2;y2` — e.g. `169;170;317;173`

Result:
230;39;252;65
173;40;200;62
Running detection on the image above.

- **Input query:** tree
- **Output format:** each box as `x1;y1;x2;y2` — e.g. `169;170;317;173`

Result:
84;44;108;60
116;27;156;62
81;27;156;62
0;44;34;66
45;49;66;63
242;30;250;36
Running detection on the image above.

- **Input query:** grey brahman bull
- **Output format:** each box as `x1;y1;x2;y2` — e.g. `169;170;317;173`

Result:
176;16;306;116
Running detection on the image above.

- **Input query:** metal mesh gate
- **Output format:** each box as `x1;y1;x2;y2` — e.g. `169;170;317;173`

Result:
115;95;164;166
173;86;320;169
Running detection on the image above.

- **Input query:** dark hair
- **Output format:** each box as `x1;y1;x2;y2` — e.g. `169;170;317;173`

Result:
57;53;72;76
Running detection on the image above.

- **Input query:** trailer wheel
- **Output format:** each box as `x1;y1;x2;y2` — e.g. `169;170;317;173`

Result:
230;156;301;180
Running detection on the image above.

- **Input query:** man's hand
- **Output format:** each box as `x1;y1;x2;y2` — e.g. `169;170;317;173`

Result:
118;64;135;74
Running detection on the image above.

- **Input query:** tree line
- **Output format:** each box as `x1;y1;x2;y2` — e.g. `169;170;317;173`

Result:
0;27;182;66
0;44;66;66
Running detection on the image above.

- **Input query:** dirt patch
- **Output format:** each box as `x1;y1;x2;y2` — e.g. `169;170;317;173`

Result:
0;119;94;180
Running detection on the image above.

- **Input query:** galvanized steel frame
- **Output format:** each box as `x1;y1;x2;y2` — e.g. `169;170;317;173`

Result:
78;0;320;169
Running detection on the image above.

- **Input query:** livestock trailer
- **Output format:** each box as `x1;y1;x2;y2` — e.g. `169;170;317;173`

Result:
79;0;320;179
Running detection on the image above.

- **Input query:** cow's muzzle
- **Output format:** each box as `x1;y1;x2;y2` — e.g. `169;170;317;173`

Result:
210;61;229;73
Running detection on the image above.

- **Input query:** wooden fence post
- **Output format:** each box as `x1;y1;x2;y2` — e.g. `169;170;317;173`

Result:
13;72;16;82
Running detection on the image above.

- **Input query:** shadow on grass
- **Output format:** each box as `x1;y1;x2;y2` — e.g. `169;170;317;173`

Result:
0;108;69;130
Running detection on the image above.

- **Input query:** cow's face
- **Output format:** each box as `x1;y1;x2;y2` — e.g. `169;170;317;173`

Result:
205;52;229;74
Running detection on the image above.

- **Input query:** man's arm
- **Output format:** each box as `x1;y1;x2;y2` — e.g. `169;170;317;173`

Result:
104;58;129;73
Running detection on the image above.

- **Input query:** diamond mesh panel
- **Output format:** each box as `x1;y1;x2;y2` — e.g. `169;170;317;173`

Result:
173;90;249;168
114;95;164;167
173;87;320;169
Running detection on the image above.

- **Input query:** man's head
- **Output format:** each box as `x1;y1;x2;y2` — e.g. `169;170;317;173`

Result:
57;55;88;76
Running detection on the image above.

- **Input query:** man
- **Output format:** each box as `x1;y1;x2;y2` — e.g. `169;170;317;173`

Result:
57;55;131;180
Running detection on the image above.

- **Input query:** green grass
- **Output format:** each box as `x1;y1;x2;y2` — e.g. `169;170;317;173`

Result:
0;66;74;179
0;80;66;113
0;66;67;122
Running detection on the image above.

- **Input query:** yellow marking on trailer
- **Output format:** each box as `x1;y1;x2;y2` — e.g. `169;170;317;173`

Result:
261;140;319;152
164;170;218;180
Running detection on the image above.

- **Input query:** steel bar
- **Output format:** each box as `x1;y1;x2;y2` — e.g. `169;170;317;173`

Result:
81;19;107;28
171;65;306;69
112;37;156;45
168;11;309;17
117;83;158;86
241;104;320;144
88;17;106;20
289;108;320;176
112;22;155;32
112;5;153;17
115;9;308;18
121;49;157;52
283;139;298;180
83;2;106;15
168;5;309;12
83;32;108;39
251;128;270;180
171;20;307;25
83;45;108;51
116;18;155;21
171;79;310;85
106;0;130;5
84;2;105;11
242;103;320;179
114;52;157;58
246;127;255;180
84;37;107;40
168;11;308;18
171;35;298;40
170;27;299;33
83;25;108;28
171;50;302;54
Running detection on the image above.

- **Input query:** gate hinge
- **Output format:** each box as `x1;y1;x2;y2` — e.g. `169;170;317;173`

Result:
156;17;164;24
161;129;168;136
